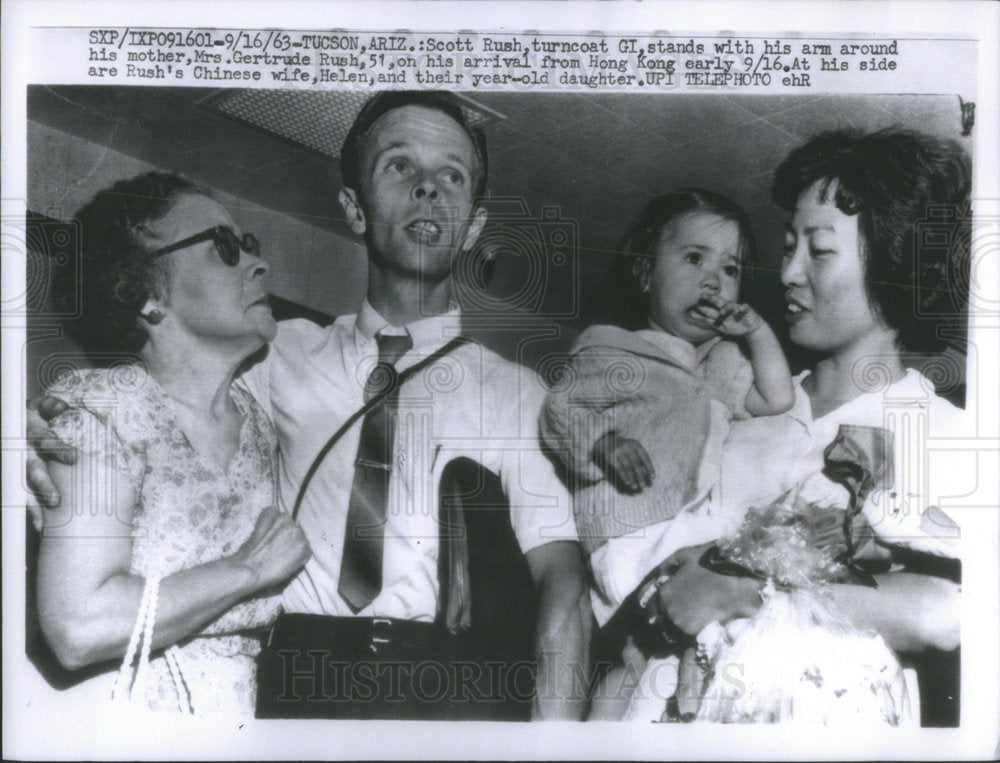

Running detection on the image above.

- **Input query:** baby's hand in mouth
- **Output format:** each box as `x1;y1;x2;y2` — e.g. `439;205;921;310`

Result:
692;295;729;325
706;299;763;337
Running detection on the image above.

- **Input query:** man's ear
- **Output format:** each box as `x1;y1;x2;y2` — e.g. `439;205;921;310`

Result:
339;188;367;235
460;206;488;253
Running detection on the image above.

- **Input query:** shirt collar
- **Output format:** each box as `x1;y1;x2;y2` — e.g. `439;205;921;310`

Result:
790;367;933;429
633;325;704;371
787;370;815;428
694;335;723;366
355;300;463;351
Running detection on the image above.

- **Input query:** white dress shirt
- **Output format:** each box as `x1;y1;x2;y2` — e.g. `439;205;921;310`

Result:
240;302;577;621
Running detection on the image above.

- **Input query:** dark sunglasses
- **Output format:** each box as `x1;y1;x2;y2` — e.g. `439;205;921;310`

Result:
150;225;260;266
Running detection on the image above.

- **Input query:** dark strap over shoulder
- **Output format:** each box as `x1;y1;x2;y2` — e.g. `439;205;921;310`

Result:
290;335;472;521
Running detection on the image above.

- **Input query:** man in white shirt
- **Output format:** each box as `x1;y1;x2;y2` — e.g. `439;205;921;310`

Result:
246;91;590;720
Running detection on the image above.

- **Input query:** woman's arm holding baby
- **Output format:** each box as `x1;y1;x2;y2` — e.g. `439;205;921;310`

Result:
828;572;960;652
654;544;959;653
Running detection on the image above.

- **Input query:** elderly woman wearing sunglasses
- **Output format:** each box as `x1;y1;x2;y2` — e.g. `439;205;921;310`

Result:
35;172;311;714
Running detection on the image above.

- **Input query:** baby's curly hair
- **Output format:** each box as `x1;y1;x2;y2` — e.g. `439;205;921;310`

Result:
773;128;971;354
56;172;207;354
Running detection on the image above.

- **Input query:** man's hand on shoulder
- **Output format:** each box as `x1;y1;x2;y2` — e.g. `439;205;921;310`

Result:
25;395;75;528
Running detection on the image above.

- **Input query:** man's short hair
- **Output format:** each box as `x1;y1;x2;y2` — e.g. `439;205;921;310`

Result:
340;91;489;200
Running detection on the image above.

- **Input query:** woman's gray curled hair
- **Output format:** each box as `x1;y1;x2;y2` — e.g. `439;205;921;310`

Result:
55;172;208;354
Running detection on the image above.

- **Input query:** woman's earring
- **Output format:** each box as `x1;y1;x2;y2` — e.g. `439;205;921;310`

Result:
144;309;165;325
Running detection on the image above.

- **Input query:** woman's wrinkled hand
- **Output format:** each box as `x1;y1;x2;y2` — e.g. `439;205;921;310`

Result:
652;543;763;636
233;507;312;590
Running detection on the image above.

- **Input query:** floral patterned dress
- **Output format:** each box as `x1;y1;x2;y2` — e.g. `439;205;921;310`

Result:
48;364;283;714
